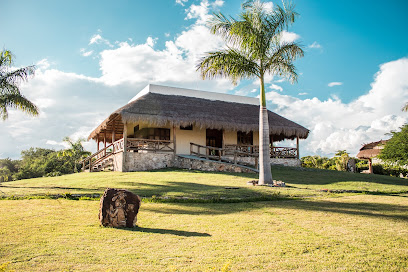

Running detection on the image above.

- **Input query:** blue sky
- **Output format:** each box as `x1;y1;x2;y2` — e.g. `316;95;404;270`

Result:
1;0;408;159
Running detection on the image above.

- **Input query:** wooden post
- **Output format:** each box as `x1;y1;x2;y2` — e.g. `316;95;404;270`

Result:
296;136;300;159
112;120;116;144
89;158;92;173
270;135;274;158
222;129;225;157
190;143;193;155
173;125;177;157
368;158;373;174
104;131;107;148
97;138;100;151
122;123;127;172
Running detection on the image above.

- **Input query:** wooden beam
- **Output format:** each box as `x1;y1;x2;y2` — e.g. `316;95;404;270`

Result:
173;125;177;157
112;119;115;143
122;123;127;172
104;131;107;148
97;138;100;151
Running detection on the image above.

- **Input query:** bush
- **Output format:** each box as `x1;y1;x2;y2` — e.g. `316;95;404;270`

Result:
373;164;408;178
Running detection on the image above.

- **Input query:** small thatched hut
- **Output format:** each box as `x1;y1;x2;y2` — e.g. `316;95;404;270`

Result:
84;84;309;172
357;140;388;174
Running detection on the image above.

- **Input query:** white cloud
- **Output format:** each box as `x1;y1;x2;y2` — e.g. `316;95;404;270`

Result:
269;83;283;92
308;41;322;49
176;0;188;6
89;33;113;48
280;31;301;44
36;59;51;70
328;82;343;87
185;0;223;24
80;48;94;57
266;58;408;157
298;92;308;96
263;2;274;13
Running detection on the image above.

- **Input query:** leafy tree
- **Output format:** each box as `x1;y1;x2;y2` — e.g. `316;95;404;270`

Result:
0;49;38;120
378;124;408;166
197;0;304;184
57;137;91;172
334;150;350;171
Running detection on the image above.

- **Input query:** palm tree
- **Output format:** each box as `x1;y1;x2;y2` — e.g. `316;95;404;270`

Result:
197;0;304;184
57;137;91;173
0;49;38;120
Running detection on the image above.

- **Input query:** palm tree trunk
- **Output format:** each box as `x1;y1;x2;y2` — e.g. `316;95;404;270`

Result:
258;78;273;185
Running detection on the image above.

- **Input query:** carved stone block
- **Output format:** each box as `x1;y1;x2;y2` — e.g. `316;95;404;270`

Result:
99;188;141;228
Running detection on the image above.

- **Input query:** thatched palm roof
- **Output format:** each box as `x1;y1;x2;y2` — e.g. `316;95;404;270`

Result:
88;91;309;142
356;140;388;159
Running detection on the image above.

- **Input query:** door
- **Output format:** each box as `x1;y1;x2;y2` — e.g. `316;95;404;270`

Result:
206;129;223;156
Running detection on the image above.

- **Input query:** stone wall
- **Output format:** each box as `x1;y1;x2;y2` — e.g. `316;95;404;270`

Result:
124;152;174;171
223;155;301;168
119;151;299;172
112;152;123;172
174;156;257;173
270;158;301;167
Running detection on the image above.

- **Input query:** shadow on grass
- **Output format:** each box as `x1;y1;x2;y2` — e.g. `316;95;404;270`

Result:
269;198;408;222
124;226;211;237
142;197;408;222
0;185;102;191
271;165;408;187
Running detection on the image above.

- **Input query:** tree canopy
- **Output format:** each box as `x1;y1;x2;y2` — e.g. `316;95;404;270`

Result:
378;124;408;166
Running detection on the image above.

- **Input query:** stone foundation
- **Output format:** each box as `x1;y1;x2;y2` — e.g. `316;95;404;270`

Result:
174;156;257;173
270;158;301;167
124;152;174;171
115;151;300;172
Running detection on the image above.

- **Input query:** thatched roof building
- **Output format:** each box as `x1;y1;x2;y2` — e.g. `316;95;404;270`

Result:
356;140;388;159
88;84;309;142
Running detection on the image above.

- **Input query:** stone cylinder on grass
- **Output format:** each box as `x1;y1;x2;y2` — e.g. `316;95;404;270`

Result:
99;188;141;228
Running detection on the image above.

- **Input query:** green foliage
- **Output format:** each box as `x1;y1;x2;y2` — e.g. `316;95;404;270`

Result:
14;148;73;180
0;49;38;120
372;164;408;178
334;150;350;171
378;124;408;166
57;137;91;173
302;151;357;172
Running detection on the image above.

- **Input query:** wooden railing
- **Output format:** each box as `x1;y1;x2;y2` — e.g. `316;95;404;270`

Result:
127;138;173;152
81;138;124;171
81;138;174;172
224;144;298;159
271;147;298;158
190;143;259;168
190;143;224;161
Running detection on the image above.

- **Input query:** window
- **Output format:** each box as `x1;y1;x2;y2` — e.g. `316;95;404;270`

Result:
180;124;193;130
135;128;170;140
237;131;253;145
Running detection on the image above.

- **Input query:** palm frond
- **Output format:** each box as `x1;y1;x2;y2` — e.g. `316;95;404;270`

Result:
0;65;35;88
0;93;39;120
197;49;259;85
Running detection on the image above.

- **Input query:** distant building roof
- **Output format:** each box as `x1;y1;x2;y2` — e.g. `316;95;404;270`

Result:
356;140;388;159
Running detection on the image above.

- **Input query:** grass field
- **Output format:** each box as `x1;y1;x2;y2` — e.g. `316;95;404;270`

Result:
0;167;407;271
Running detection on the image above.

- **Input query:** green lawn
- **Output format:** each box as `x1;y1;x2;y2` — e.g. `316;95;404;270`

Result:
1;166;407;200
0;167;407;271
